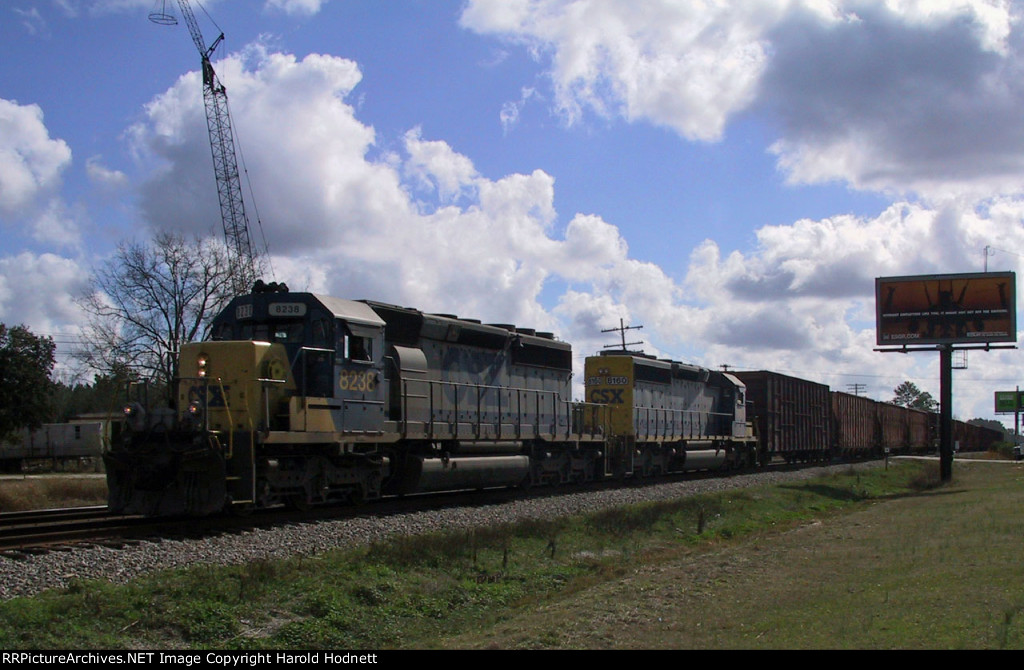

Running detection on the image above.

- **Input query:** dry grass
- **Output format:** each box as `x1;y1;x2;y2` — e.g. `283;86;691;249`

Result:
0;475;107;512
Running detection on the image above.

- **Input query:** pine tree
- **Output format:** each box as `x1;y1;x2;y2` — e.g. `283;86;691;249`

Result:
890;381;938;412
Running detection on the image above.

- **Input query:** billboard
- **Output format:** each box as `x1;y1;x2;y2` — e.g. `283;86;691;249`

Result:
876;272;1016;346
995;391;1024;413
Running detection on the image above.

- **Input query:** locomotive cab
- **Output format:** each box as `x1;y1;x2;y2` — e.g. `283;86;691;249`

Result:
205;290;388;437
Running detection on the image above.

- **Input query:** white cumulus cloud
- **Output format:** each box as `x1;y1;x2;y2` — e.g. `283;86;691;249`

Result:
462;0;1024;201
0;98;72;217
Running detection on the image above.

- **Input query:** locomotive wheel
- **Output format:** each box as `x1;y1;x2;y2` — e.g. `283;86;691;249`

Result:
227;500;255;517
349;485;366;506
286;494;311;511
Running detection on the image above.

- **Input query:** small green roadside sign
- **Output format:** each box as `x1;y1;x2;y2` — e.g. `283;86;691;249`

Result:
995;391;1024;413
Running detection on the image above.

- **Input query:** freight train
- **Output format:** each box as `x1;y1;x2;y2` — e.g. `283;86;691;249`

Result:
734;370;1002;463
103;285;1003;517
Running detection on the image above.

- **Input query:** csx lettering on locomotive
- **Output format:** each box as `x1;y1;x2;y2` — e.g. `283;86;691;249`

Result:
589;388;625;404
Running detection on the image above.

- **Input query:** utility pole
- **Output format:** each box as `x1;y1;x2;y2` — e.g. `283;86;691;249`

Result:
602;318;643;352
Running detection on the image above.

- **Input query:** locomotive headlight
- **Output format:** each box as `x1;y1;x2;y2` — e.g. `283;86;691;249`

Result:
123;402;146;431
184;399;206;430
197;353;209;378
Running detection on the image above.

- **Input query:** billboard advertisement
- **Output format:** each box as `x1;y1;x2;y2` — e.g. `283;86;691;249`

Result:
876;272;1016;346
995;391;1024;414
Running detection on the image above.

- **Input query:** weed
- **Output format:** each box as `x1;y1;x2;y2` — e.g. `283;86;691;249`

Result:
908;463;945;491
175;601;240;643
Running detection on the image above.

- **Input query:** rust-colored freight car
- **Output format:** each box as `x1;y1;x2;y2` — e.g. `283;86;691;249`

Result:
906;409;934;454
876;402;911;453
952;420;1003;453
971;423;1004;452
831;391;878;458
733;370;831;464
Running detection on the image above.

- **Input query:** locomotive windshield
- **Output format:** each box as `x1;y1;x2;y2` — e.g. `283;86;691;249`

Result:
211;306;335;348
243;322;304;343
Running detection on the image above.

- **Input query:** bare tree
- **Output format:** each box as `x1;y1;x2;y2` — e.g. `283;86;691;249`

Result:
75;233;237;388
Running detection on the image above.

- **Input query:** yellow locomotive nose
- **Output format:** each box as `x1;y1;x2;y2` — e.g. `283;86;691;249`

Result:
177;340;294;433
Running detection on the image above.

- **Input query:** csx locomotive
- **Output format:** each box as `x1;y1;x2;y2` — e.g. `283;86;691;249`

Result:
104;285;757;516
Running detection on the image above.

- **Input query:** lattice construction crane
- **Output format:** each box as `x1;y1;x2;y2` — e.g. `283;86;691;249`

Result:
150;0;264;294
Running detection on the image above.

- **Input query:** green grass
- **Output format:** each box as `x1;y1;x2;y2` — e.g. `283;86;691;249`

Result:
1;460;1021;649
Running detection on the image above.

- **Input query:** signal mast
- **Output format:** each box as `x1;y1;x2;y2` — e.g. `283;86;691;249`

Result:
149;0;264;294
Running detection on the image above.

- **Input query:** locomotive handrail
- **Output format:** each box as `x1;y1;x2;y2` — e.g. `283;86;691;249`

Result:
632;405;734;442
214;376;236;458
572;400;611;439
398;377;603;441
256;378;286;433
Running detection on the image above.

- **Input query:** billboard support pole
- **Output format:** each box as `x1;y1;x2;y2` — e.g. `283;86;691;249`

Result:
939;345;953;482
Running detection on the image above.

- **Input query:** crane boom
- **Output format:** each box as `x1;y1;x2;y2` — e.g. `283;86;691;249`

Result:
151;0;262;294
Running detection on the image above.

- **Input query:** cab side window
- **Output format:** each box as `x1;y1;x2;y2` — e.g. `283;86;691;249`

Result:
345;335;373;362
340;324;378;364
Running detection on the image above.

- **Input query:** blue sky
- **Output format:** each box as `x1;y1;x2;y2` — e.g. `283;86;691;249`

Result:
3;0;1024;425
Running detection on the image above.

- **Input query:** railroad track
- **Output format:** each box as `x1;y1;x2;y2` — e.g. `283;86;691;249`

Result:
0;505;272;557
0;459;845;559
0;507;160;557
0;495;423;558
0;481;574;558
0;505;110;526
